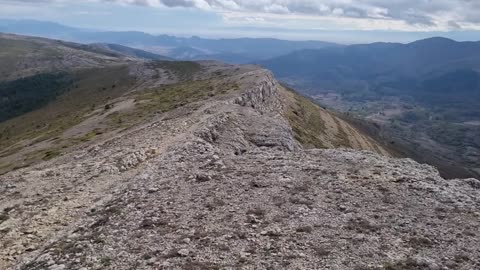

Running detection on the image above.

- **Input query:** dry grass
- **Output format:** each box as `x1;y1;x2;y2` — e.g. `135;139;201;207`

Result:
0;67;239;175
0;65;135;174
106;79;238;128
146;61;202;81
0;65;134;149
282;86;328;148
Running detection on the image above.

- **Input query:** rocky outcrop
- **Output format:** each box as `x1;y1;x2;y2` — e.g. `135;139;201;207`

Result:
233;70;284;113
0;63;479;270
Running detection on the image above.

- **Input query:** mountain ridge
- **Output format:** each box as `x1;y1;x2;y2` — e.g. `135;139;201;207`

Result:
0;33;389;175
0;33;479;270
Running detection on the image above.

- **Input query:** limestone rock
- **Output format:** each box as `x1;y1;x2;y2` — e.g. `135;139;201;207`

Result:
1;62;478;270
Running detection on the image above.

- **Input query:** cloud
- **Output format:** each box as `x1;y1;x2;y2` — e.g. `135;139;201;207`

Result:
102;0;480;27
2;0;480;31
448;20;462;29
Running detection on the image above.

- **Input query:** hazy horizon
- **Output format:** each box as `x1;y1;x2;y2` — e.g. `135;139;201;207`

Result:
1;0;480;44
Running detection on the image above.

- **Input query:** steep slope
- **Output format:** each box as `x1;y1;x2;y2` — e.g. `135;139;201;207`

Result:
281;86;390;155
0;60;479;270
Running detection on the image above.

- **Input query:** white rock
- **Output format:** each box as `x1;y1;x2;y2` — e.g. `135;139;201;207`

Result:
177;248;190;257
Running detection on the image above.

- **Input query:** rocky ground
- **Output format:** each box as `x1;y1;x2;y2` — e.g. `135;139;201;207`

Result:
0;64;479;270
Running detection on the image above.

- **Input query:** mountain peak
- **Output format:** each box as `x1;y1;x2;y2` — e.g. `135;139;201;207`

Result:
408;36;457;46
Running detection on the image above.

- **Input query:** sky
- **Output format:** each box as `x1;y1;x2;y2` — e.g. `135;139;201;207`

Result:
1;0;480;43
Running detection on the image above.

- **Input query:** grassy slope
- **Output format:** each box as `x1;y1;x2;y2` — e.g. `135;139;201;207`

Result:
281;85;389;155
0;35;199;173
0;73;74;122
107;78;238;129
0;34;128;82
0;37;55;77
0;61;240;174
0;65;136;172
285;90;328;148
146;61;203;81
0;65;134;146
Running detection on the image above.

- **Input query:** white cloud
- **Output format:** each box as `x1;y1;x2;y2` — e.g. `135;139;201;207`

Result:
264;4;289;14
2;0;480;31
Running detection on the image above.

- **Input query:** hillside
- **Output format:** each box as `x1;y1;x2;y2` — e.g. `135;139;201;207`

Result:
0;35;479;270
0;33;136;82
0;33;389;176
91;43;172;61
260;37;480;179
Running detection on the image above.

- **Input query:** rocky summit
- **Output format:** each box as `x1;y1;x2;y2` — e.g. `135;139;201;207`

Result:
0;38;479;269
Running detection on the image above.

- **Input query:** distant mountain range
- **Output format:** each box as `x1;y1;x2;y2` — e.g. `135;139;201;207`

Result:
260;37;480;179
0;19;338;63
260;37;480;110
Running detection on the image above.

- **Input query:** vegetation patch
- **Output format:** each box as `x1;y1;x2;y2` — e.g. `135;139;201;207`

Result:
0;72;74;122
42;149;62;161
0;65;135;149
146;61;202;81
75;129;104;143
283;86;328;148
376;258;430;270
332;117;351;147
107;79;238;128
0;65;136;174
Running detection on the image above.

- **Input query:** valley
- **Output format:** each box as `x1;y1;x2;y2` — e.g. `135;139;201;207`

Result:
260;37;480;179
